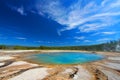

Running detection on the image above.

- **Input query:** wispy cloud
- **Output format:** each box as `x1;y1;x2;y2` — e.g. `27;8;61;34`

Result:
11;6;26;15
16;37;26;40
92;31;117;36
102;32;116;35
84;40;91;42
35;40;55;44
97;38;111;42
16;7;26;15
34;41;43;43
34;0;120;34
7;0;120;34
6;0;120;45
74;36;85;40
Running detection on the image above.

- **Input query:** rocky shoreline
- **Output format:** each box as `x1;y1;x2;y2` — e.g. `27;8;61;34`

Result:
0;50;120;80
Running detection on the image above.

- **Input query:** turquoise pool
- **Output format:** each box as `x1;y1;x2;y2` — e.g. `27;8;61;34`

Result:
27;52;104;65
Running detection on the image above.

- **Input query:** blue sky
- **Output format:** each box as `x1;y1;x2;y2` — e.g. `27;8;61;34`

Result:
0;0;120;46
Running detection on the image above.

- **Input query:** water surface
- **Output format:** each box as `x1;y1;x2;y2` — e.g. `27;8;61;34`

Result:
27;52;104;65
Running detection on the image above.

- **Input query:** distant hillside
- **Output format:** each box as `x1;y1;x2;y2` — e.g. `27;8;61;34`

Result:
38;40;120;52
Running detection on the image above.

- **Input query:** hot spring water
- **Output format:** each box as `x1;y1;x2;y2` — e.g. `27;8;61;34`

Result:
27;52;104;65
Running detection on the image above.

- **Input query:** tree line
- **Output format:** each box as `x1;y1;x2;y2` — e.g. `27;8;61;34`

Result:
0;39;120;52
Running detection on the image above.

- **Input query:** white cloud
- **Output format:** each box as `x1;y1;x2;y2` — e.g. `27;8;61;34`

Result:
35;41;43;43
92;31;116;36
84;40;91;42
91;32;100;36
35;40;54;44
102;32;116;35
97;38;111;42
57;30;62;36
35;0;120;34
7;0;120;35
74;36;85;40
16;7;26;15
9;5;26;15
47;41;53;44
16;37;26;40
